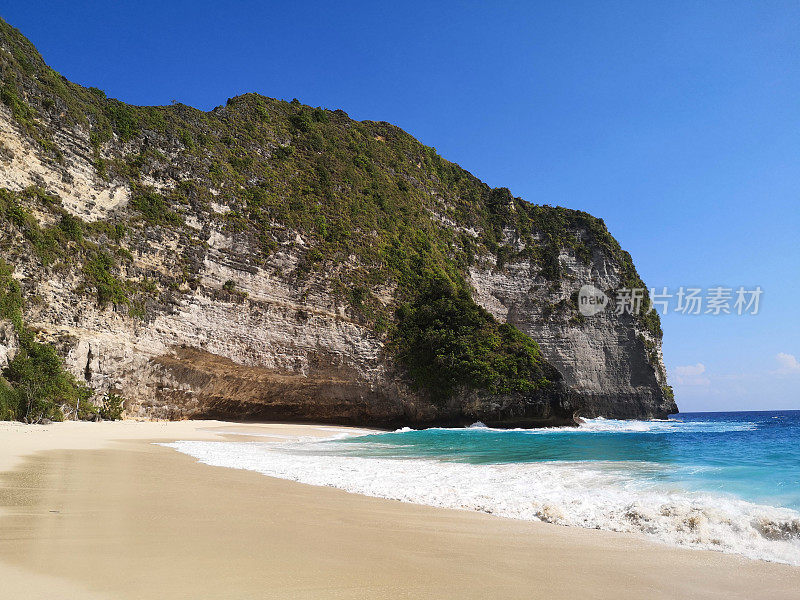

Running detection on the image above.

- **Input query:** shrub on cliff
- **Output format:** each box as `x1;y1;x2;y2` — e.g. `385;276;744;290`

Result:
0;259;23;329
0;259;95;423
129;190;181;225
99;392;125;420
393;275;559;401
83;251;130;307
1;332;94;423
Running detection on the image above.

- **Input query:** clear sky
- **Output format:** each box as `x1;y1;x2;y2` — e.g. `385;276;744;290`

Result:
3;1;798;412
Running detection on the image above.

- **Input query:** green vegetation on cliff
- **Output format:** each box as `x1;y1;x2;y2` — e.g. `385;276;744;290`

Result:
393;274;560;401
0;16;664;407
0;259;94;422
0;17;655;295
0;187;151;312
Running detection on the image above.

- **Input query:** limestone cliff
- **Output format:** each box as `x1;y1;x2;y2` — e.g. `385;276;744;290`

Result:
0;18;676;426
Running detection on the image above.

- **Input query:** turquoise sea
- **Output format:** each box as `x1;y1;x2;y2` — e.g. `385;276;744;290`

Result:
166;411;800;564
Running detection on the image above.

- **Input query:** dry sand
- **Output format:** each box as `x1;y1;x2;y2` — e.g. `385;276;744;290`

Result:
0;420;798;599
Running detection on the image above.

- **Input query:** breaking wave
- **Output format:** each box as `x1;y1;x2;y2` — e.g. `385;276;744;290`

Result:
392;417;758;435
163;433;800;565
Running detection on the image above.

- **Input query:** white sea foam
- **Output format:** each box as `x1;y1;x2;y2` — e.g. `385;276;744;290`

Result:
163;437;800;565
573;417;757;434
394;417;758;435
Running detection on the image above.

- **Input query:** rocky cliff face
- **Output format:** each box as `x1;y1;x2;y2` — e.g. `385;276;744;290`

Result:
0;18;676;426
470;251;670;420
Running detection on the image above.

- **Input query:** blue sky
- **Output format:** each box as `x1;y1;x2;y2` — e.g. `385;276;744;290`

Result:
3;2;798;411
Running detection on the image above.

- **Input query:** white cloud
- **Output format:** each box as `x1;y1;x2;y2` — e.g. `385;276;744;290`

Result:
673;363;710;386
775;352;800;374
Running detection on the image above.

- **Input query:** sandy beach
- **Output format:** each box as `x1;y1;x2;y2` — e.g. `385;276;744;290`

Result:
1;420;798;599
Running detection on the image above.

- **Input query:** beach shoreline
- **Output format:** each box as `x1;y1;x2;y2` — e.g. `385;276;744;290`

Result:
1;420;798;599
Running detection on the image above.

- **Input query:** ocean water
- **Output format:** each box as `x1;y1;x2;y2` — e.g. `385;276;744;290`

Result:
164;411;800;564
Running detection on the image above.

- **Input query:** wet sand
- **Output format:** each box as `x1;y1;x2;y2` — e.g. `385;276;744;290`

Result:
0;420;798;599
